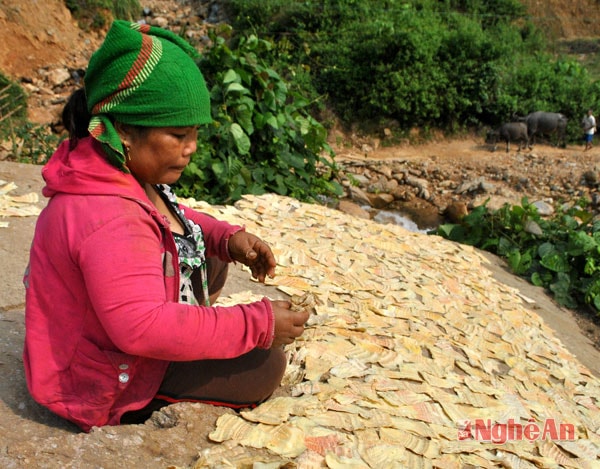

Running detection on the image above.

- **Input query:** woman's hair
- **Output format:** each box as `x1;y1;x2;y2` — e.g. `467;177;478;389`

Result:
62;88;91;148
61;87;150;160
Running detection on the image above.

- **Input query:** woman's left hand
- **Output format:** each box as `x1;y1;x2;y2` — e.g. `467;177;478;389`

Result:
228;231;276;282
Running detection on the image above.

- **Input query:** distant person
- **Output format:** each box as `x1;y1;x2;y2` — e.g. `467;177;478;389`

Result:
23;20;310;432
582;108;596;151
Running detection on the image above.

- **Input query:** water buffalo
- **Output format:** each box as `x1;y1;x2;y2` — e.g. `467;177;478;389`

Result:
486;122;528;152
523;111;568;148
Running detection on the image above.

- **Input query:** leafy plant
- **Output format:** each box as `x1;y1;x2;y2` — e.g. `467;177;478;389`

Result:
0;72;27;133
64;0;141;29
0;73;57;164
4;122;62;165
223;0;600;139
433;198;600;314
174;28;342;205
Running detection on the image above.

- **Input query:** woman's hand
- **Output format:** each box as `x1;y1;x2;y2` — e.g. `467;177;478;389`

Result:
228;231;277;282
270;300;310;348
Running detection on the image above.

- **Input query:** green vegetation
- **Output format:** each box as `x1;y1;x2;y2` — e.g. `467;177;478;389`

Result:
0;73;57;165
4;0;600;205
558;38;600;81
0;72;27;128
433;199;600;315
65;0;140;29
223;0;600;140
3;123;60;165
174;28;342;204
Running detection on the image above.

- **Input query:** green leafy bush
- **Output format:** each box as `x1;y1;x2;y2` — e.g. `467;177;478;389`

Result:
3;122;61;165
433;198;600;314
65;0;140;29
0;72;27;133
173;29;342;205
1;73;63;164
223;0;600;138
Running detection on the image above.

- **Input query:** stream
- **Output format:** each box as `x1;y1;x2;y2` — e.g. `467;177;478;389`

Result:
371;209;434;234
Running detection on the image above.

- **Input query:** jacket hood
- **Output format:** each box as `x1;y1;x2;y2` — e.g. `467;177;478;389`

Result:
42;137;146;200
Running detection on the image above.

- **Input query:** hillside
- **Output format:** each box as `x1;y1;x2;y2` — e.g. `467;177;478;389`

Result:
2;0;600;77
0;0;100;79
521;0;600;39
1;0;600;124
2;1;600;236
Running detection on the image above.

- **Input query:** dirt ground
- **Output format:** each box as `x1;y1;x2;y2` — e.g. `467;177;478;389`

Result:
2;1;600;467
333;136;600;350
3;153;600;468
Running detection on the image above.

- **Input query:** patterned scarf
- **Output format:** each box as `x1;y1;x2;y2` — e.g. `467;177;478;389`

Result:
84;20;212;170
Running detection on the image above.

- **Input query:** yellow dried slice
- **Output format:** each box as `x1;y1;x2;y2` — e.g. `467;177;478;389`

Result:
177;193;600;468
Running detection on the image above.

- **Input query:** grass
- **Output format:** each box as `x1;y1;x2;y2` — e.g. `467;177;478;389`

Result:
557;38;600;80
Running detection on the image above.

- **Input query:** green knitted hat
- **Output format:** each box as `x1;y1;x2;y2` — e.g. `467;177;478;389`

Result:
85;20;211;170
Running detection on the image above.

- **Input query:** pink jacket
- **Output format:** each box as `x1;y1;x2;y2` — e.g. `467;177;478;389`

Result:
23;137;274;431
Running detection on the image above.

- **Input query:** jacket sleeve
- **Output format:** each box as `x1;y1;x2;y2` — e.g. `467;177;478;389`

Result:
78;206;274;361
179;204;244;261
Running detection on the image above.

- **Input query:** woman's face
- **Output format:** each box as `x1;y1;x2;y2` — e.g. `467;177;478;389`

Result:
119;125;198;185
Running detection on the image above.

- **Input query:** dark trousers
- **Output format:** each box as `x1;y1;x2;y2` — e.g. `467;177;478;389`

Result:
121;257;285;424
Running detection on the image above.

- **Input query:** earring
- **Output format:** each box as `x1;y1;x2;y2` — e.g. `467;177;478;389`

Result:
123;143;131;161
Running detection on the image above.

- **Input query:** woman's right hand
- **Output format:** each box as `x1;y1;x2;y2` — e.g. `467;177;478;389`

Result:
270;300;310;348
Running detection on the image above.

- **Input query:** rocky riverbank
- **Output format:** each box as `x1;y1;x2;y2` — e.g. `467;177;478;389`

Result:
332;139;600;230
3;0;600;232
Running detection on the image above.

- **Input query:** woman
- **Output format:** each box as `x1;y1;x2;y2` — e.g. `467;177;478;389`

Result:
23;20;309;432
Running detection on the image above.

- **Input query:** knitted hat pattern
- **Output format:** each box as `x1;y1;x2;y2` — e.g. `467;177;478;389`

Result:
85;20;211;170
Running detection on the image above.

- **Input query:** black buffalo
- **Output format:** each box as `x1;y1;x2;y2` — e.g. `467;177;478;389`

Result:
523;111;568;148
486;122;528;152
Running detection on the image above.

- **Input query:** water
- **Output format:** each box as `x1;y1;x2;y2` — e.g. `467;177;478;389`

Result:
372;210;432;233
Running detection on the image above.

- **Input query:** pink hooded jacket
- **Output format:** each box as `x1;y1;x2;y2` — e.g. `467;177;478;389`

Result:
23;137;275;431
